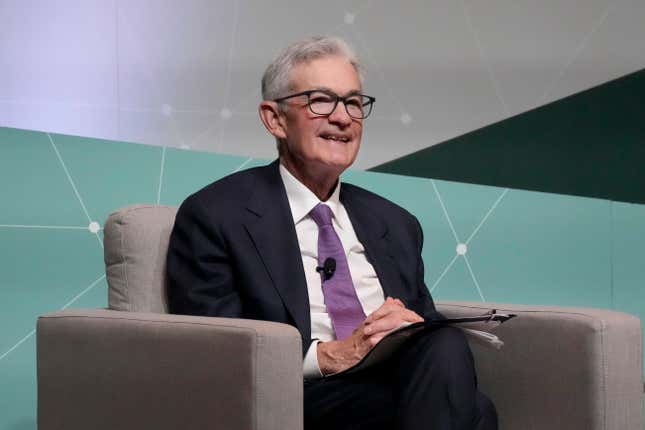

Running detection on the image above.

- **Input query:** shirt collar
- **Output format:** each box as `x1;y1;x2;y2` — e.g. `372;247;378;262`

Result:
279;163;344;229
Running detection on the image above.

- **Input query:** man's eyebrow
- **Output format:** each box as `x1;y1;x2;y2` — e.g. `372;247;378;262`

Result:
313;86;363;97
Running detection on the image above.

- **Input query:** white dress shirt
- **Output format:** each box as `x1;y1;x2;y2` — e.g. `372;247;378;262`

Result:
279;164;386;379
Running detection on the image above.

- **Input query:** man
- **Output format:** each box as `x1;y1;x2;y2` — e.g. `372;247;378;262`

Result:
167;36;497;430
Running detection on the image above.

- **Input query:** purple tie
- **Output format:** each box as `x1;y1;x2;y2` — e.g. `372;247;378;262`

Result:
310;203;366;340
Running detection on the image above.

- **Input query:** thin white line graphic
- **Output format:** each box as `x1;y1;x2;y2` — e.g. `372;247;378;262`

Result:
157;146;167;204
223;0;239;108
117;14;188;147
463;254;486;301
47;133;92;223
95;232;104;249
0;224;88;230
465;188;509;245
430;253;460;293
61;274;107;310
430;180;460;243
537;0;616;106
187;86;260;148
187;117;222;147
216;0;240;153
0;330;35;362
0;273;106;362
48;132;102;251
460;0;510;116
167;112;187;148
350;25;407;115
428;184;509;300
231;157;253;173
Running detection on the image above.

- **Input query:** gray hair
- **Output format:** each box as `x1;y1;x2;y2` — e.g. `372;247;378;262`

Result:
261;36;364;101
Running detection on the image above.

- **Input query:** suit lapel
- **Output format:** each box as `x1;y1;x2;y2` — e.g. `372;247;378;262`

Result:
341;187;405;300
243;161;311;340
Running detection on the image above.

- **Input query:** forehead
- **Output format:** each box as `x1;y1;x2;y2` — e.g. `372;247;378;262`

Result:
289;55;361;94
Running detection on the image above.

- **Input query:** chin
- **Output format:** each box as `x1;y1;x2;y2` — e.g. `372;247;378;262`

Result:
320;147;358;167
319;155;356;171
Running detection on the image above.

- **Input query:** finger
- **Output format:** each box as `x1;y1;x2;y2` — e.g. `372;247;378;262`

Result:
400;308;423;322
365;301;405;323
372;305;421;325
367;321;410;345
404;309;424;323
381;304;423;323
364;315;406;335
385;296;406;308
365;309;423;334
368;332;388;346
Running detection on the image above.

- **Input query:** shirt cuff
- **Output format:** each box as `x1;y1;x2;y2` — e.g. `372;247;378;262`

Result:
303;340;324;379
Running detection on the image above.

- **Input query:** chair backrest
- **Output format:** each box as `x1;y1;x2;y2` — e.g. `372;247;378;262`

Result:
104;204;178;313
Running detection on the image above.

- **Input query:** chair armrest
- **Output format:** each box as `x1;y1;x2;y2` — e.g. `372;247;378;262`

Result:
437;301;643;430
37;309;303;430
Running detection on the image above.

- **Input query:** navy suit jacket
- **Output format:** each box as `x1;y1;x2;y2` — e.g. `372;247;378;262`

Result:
166;160;440;355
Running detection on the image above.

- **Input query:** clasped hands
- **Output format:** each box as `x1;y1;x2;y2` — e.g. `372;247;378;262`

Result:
317;297;424;375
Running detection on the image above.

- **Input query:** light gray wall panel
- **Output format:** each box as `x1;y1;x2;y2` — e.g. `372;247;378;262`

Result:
2;0;645;167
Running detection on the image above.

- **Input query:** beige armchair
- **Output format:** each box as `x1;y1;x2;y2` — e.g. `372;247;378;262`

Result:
37;205;643;430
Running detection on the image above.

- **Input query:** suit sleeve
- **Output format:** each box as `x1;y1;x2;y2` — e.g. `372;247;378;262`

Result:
166;194;243;317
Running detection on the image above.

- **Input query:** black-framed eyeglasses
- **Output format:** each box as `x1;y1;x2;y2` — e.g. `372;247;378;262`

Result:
274;89;376;119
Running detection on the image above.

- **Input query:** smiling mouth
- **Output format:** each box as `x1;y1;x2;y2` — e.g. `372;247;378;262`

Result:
320;134;350;142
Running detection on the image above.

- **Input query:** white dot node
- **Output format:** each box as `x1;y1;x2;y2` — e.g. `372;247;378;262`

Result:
180;144;191;150
220;108;232;120
456;243;468;255
88;221;101;234
400;113;412;125
161;104;173;117
344;12;355;25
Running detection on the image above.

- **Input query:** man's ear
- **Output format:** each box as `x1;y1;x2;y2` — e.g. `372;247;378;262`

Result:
258;101;287;139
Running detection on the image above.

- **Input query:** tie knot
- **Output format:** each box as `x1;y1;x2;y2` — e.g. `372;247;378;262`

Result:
310;203;333;227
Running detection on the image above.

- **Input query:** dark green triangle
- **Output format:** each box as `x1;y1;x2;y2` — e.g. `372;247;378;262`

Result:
371;69;645;204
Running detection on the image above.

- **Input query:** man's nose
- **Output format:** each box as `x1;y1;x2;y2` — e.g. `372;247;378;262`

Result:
327;100;353;126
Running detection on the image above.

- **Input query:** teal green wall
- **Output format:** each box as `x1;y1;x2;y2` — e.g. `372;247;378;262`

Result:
372;69;645;205
1;126;644;429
